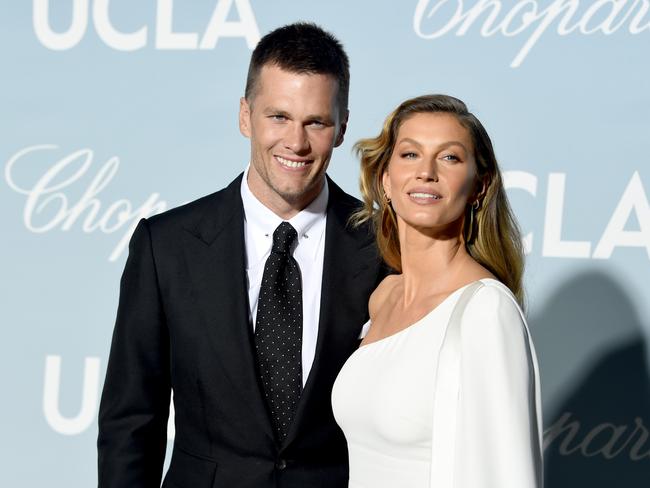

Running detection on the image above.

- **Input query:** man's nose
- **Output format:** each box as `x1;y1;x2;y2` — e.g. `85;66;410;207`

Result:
284;124;310;154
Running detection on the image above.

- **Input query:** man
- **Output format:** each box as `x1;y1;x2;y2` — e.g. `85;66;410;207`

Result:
98;22;384;488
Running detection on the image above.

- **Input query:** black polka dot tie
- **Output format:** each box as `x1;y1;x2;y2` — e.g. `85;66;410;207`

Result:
255;221;303;442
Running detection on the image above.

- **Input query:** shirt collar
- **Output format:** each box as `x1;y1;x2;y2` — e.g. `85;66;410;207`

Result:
240;165;329;239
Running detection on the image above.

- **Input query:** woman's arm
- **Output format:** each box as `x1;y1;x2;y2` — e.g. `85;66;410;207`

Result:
456;283;543;487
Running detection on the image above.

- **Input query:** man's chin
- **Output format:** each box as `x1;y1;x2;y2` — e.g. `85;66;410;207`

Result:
276;189;310;206
275;183;322;207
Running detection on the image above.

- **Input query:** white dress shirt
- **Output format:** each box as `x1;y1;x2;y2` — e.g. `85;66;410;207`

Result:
240;166;328;386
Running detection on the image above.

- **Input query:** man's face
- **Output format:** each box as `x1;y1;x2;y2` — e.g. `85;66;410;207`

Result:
239;64;347;217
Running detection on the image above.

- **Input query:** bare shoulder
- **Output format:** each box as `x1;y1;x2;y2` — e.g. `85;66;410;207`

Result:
368;274;401;319
463;256;497;282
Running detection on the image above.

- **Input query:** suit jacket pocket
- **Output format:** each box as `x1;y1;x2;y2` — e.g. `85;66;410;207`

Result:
162;445;217;488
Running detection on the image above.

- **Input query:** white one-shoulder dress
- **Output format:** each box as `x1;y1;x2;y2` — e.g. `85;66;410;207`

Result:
331;279;543;488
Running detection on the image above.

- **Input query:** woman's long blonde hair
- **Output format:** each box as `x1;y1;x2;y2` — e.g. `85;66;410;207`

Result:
352;94;526;307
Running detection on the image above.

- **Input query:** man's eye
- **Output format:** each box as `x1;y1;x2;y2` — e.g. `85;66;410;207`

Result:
309;120;325;127
270;115;287;121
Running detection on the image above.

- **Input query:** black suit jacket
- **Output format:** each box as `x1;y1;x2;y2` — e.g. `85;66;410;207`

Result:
98;174;385;488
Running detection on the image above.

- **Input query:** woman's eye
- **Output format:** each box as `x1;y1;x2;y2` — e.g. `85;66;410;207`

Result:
442;154;460;162
401;152;418;159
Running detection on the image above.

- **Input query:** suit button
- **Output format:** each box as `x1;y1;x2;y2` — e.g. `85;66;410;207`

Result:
276;459;287;470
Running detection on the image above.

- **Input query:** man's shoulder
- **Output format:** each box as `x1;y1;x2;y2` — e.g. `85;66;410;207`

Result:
147;173;243;235
327;175;362;207
327;176;362;209
326;176;374;235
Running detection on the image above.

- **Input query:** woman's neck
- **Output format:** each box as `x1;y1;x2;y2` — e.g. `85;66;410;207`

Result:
398;224;472;306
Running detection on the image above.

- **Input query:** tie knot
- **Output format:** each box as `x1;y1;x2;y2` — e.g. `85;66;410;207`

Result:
272;222;297;254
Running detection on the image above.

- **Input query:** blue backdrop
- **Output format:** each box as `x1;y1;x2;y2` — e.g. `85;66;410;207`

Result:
2;1;649;486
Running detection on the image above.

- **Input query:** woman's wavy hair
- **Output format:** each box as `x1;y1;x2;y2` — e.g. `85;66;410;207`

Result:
352;94;525;306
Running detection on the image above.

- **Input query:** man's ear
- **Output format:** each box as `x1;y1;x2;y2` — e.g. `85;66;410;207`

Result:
334;109;349;147
239;97;251;138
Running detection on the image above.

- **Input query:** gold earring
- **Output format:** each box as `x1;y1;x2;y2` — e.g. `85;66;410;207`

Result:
380;192;397;237
466;201;479;243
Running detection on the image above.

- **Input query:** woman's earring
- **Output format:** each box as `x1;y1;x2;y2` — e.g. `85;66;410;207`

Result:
466;200;480;243
380;191;396;238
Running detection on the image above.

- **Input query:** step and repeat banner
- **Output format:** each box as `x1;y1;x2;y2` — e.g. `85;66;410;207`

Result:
1;1;649;486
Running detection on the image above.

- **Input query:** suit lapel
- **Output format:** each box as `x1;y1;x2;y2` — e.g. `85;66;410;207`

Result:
181;174;274;442
282;179;379;449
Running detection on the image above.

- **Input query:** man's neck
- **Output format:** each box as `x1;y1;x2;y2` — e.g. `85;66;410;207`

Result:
246;173;325;220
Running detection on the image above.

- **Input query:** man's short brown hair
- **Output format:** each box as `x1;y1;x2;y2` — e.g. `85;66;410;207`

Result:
244;22;350;112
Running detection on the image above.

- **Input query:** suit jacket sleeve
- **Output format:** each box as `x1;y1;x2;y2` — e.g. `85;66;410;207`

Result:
455;284;543;488
98;218;171;488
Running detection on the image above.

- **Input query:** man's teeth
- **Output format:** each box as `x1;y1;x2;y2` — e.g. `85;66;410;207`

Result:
277;156;307;168
410;192;441;199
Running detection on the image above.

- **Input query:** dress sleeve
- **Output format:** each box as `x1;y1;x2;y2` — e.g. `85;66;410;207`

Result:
455;284;543;488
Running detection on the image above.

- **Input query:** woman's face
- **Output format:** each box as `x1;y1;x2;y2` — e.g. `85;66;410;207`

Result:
382;112;479;235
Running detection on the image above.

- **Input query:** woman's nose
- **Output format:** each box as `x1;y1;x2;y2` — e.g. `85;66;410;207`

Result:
416;158;438;182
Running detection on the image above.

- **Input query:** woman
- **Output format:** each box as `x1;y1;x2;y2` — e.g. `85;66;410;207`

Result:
331;95;543;488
